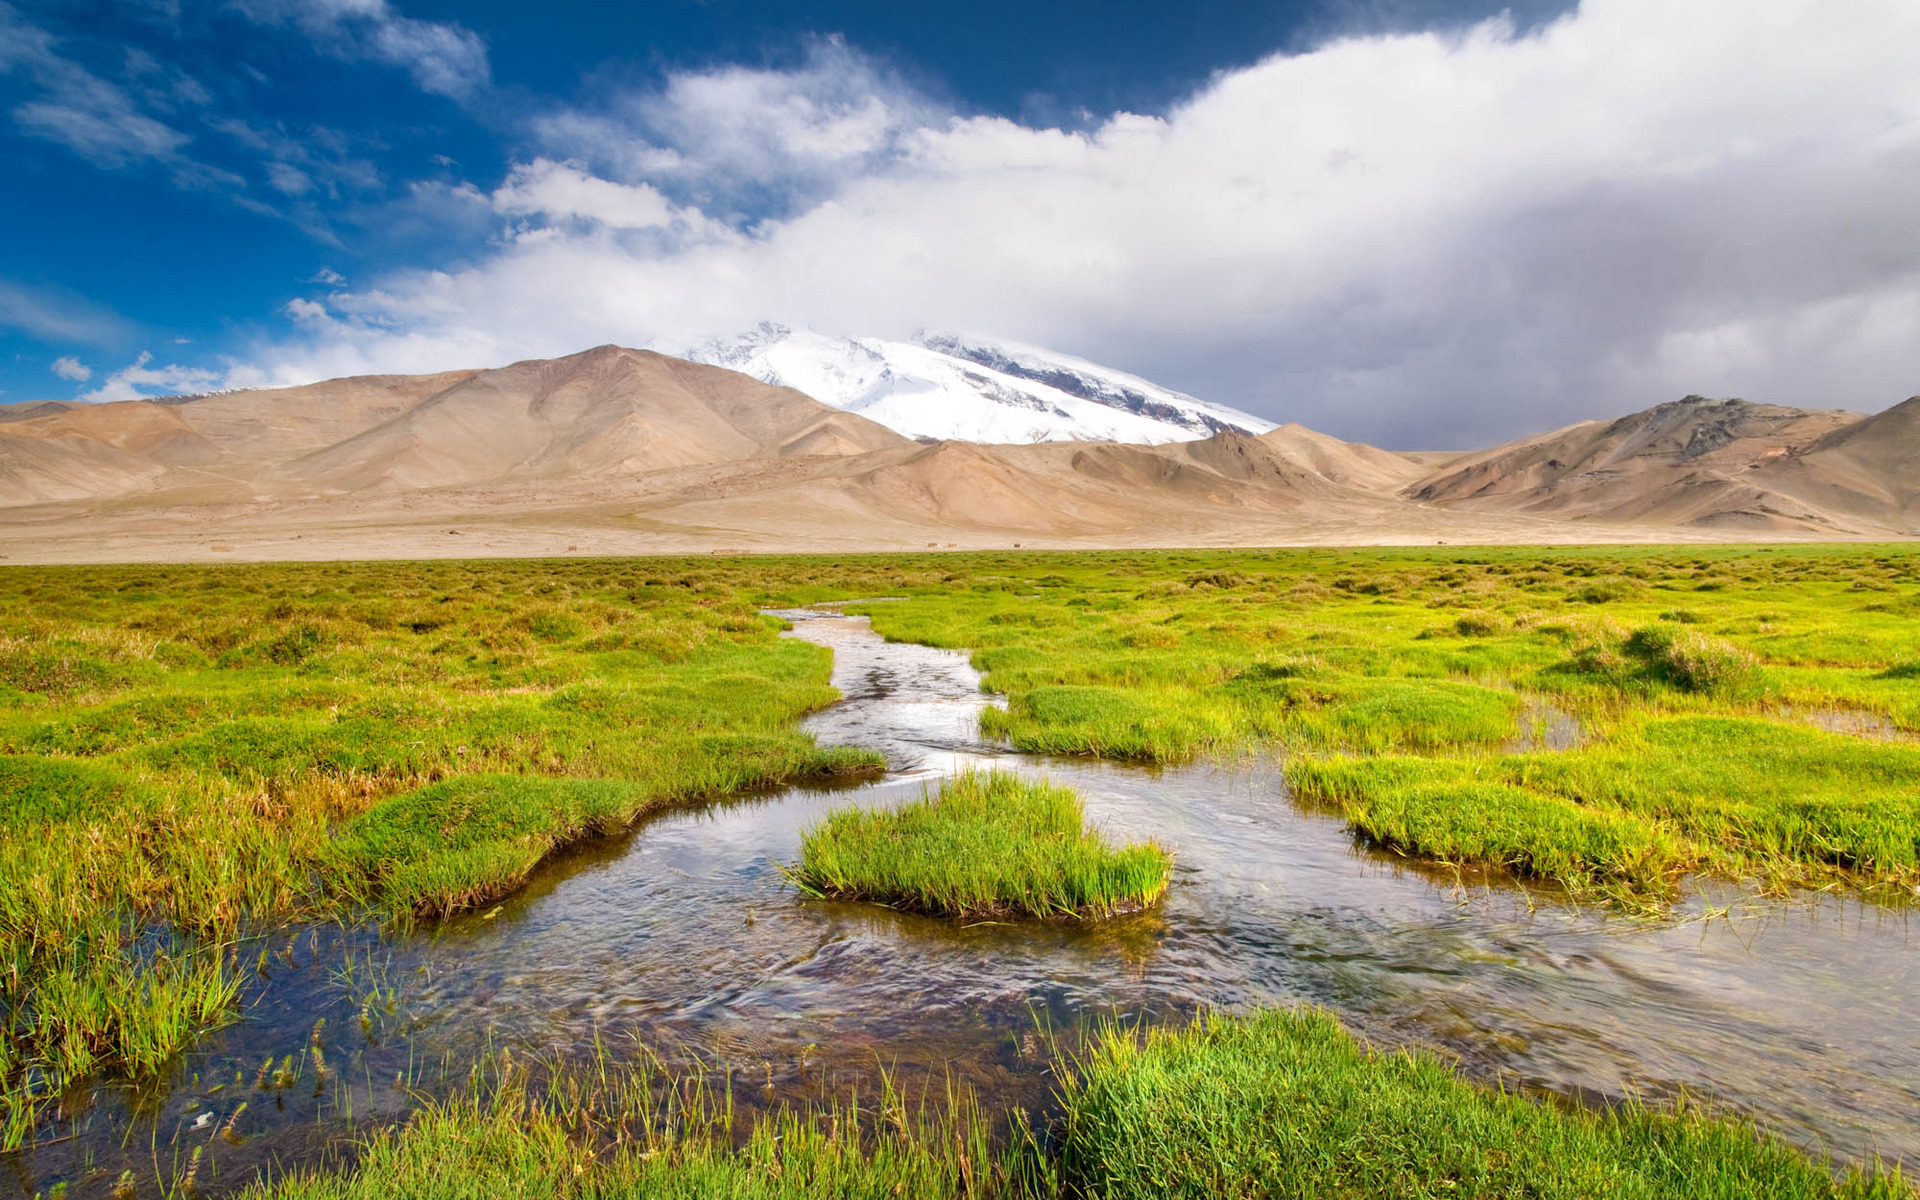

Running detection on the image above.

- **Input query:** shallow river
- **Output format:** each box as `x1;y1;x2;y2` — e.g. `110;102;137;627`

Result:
10;612;1918;1196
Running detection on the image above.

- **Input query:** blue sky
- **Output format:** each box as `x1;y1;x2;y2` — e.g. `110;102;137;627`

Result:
2;0;1916;445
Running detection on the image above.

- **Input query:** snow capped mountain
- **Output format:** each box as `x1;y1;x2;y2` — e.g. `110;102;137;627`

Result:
674;323;1274;445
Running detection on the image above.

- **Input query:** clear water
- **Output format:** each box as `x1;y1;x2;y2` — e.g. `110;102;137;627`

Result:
11;613;1916;1196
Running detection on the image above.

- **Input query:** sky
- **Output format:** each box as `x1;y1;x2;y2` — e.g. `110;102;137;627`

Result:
1;0;1916;448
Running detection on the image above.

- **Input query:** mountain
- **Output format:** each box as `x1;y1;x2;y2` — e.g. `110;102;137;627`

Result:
675;324;1275;445
0;345;1912;564
0;347;905;507
278;346;905;494
1404;396;1869;532
1767;396;1920;531
559;427;1437;549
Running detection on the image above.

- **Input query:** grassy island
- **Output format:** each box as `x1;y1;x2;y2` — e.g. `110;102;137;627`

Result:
788;771;1172;918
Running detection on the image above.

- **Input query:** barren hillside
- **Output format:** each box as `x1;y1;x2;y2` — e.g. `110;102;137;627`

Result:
0;351;1912;563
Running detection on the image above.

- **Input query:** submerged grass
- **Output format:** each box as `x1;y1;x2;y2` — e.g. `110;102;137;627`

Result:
788;771;1170;918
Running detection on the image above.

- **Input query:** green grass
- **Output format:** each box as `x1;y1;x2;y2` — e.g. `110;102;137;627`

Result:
244;1051;1016;1200
0;558;888;1138
852;545;1920;904
239;1009;1910;1200
1289;715;1920;900
5;545;1919;1180
1053;1007;1907;1199
788;771;1171;918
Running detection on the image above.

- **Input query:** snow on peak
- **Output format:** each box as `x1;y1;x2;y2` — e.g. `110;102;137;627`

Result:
674;323;1274;445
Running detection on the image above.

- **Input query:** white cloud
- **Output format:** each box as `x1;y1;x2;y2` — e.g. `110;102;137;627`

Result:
12;92;187;166
250;0;1920;445
531;36;941;217
0;279;135;346
81;351;220;403
210;116;384;203
232;0;490;100
0;3;262;197
266;160;314;195
50;355;91;381
283;297;333;324
309;267;346;286
1;2;192;169
491;159;677;230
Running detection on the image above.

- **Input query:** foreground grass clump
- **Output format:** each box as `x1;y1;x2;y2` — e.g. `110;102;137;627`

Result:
243;1011;1908;1200
1055;1007;1907;1200
246;1053;1016;1200
789;771;1171;918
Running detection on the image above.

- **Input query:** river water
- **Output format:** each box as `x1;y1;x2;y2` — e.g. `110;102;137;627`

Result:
10;611;1917;1196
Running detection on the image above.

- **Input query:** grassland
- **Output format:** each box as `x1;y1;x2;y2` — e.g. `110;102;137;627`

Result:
0;559;886;1143
851;544;1920;905
3;545;1916;1191
788;770;1171;918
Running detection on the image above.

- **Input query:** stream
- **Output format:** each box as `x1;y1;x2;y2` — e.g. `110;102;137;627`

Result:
9;611;1917;1196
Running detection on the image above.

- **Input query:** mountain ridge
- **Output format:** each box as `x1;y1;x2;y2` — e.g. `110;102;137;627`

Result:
0;346;1912;562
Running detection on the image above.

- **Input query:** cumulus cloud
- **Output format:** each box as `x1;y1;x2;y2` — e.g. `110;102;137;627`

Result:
232;0;490;100
254;0;1920;446
80;351;221;403
492;159;676;230
50;356;92;381
531;36;943;218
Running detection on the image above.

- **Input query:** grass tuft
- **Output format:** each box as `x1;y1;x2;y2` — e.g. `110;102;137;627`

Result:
1623;626;1764;697
788;771;1171;919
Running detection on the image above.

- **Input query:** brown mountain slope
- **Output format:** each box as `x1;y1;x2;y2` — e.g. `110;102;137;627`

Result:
0;402;210;506
0;347;906;506
0;424;168;506
1246;424;1430;492
635;428;1425;543
1405;396;1867;532
0;373;479;505
1754;396;1920;533
168;370;481;467
279;346;908;493
0;400;78;424
0;349;1913;562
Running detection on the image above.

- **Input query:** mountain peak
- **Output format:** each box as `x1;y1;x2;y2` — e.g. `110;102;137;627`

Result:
674;325;1274;445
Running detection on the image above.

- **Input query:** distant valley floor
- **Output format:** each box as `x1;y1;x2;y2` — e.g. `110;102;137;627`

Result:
0;484;1889;566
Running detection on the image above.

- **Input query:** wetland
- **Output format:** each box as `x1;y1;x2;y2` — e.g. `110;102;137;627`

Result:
1;547;1916;1197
